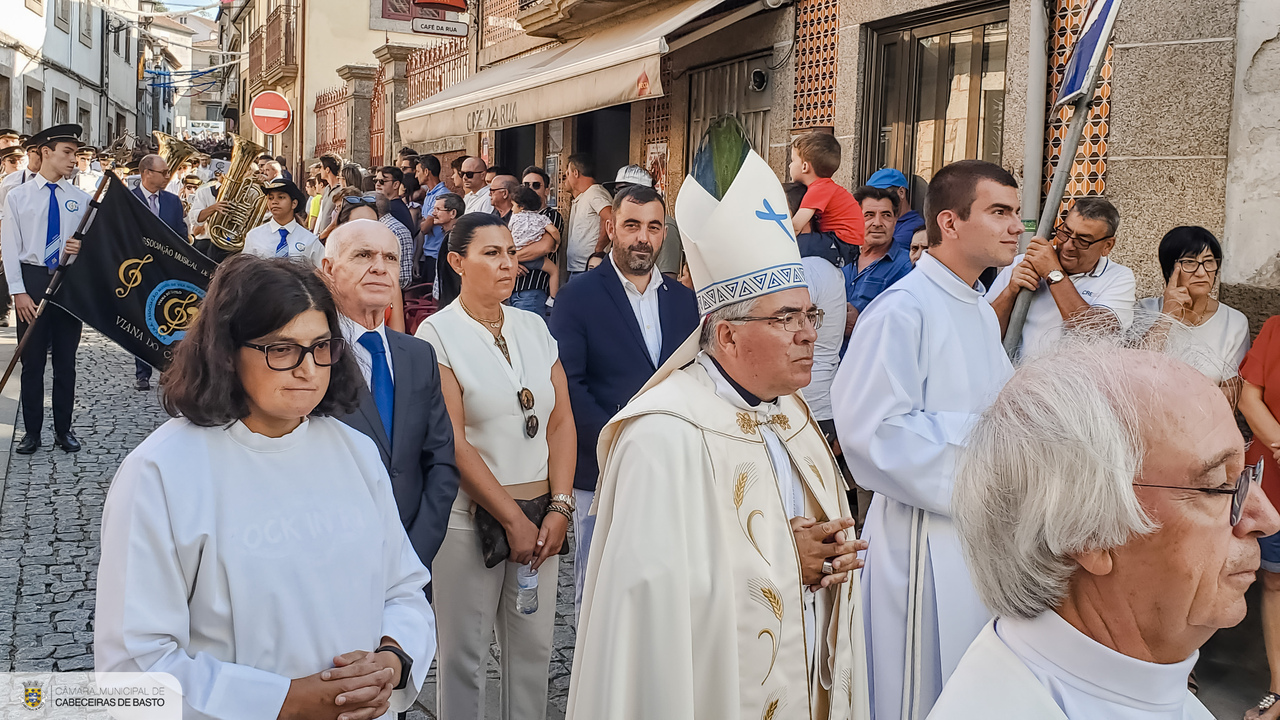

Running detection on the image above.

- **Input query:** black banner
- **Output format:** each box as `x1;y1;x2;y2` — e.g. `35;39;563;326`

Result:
51;174;217;369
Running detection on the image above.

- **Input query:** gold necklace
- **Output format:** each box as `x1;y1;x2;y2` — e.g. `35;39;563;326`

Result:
459;299;503;329
460;299;511;364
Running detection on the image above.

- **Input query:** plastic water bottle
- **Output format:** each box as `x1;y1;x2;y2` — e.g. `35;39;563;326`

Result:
515;563;539;614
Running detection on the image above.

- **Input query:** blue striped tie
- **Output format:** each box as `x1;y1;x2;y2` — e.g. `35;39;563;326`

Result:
43;183;60;271
275;227;289;257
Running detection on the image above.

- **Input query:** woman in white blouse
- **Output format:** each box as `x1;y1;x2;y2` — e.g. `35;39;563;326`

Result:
1139;226;1250;403
95;255;436;720
415;212;575;720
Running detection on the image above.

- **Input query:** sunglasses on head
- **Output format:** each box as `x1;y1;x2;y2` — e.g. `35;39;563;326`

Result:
343;194;379;205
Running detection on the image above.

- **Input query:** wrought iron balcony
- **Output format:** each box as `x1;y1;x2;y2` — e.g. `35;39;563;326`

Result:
263;3;298;87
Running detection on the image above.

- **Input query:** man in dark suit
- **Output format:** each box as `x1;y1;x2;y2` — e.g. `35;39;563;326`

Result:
549;184;699;613
131;153;188;390
322;218;460;579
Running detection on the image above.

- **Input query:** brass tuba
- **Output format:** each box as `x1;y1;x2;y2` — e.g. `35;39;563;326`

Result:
207;133;269;253
153;131;199;183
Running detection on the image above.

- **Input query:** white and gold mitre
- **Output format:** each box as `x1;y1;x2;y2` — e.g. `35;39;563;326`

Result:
675;148;807;316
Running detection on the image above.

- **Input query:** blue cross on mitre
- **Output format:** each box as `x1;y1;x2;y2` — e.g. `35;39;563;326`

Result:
756;199;795;242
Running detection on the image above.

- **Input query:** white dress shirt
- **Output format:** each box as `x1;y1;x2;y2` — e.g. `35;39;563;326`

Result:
996;610;1212;719
463;186;493;215
187;183;220;240
243;218;324;266
340;314;395;388
1;174;89;295
0;168;37;222
610;254;663;367
1136;297;1251;384
987;255;1137;359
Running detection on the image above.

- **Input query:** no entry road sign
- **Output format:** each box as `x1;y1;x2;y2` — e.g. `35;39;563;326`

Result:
249;91;292;136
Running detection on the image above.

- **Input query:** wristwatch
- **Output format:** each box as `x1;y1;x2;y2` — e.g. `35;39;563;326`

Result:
550;493;576;512
376;644;413;691
1046;269;1066;285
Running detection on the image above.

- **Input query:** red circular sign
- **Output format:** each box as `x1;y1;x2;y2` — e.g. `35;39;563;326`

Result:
249;91;292;136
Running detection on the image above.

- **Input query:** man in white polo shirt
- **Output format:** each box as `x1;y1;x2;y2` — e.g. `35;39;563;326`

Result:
988;196;1135;359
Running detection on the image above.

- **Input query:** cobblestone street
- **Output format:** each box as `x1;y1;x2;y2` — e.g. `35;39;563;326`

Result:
0;331;577;719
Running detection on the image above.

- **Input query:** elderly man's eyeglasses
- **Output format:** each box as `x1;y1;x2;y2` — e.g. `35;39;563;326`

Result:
1053;226;1113;249
733;309;825;333
1177;257;1219;275
1133;458;1262;526
243;338;346;371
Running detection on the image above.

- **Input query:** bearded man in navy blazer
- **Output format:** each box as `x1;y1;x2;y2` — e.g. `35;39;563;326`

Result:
549;184;698;613
322;219;460;583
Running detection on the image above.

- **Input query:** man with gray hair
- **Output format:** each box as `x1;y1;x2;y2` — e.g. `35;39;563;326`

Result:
322;219;460;578
930;337;1280;719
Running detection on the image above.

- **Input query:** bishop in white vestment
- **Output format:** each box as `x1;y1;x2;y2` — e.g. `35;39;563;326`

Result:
566;129;870;720
832;161;1025;720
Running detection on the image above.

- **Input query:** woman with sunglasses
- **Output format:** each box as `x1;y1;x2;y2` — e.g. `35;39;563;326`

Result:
414;212;575;720
1139;226;1250;395
95;255;435;720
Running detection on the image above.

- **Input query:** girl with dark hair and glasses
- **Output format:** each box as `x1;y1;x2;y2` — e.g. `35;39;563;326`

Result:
95;255;436;720
1138;226;1250;393
413;212;575;720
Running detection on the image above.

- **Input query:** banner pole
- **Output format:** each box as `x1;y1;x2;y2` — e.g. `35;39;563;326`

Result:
0;175;111;396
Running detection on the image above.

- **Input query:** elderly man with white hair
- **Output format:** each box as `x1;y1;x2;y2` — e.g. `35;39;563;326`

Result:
929;335;1280;720
322;219;460;576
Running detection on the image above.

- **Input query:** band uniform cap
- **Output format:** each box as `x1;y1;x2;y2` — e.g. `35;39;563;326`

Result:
263;178;308;210
77;145;98;156
675;150;807;316
603;164;654;193
0;146;24;162
866;168;909;189
30;124;85;149
0;128;19;141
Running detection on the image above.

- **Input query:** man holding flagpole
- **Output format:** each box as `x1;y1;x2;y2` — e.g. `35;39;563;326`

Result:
831;160;1022;720
567;118;870;720
1;124;89;455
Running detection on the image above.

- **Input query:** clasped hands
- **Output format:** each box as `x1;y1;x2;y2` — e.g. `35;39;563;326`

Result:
279;647;403;720
1007;236;1062;294
791;516;867;590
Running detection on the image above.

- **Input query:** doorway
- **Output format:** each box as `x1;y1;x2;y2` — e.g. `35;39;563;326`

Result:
575;105;631;186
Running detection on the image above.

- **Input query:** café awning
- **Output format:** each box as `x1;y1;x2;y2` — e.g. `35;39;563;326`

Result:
396;0;728;143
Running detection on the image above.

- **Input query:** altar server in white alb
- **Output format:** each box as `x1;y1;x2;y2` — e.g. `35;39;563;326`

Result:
243;178;325;266
832;159;1021;720
932;335;1280;719
95;255;436;720
567;118;870;720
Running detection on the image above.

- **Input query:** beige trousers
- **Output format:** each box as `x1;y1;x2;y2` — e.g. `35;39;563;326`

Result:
433;511;559;720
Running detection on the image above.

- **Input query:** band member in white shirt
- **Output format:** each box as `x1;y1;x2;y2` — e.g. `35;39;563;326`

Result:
0;124;90;455
243;179;324;266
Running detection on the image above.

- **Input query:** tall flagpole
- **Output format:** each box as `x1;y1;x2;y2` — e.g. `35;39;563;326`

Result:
0;175;110;395
1003;0;1122;357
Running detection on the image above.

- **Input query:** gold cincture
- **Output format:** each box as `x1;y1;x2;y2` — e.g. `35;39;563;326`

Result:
115;255;153;298
736;412;791;435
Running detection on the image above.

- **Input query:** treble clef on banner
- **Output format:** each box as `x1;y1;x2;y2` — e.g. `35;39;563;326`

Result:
157;292;201;335
116;255;154;298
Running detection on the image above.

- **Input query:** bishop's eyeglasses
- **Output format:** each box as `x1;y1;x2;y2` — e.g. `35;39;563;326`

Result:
733;309;825;333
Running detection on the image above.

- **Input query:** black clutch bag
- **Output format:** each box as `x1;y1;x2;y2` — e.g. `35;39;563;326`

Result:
472;493;571;569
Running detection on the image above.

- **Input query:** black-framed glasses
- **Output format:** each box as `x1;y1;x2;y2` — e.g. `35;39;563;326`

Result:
523;181;543;190
461;170;482;179
342;194;378;206
243;338;346;371
518;388;538;438
1133;458;1262;526
733;309;825;333
1054;225;1113;249
1177;257;1220;275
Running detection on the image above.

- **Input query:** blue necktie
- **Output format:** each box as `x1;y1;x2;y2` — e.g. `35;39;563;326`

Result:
358;331;394;439
275;227;289;257
44;183;60;271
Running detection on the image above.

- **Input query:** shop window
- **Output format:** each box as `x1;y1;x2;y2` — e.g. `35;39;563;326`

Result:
862;6;1008;186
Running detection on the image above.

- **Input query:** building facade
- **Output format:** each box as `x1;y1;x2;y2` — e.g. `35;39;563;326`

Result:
0;0;140;146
